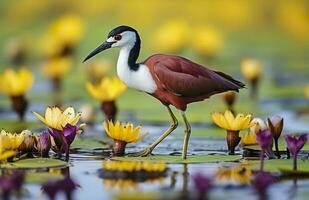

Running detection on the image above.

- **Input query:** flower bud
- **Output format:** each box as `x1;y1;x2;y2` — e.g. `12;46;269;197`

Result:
18;130;35;153
36;131;51;157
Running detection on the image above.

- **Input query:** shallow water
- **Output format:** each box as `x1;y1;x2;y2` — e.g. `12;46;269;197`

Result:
1;96;309;200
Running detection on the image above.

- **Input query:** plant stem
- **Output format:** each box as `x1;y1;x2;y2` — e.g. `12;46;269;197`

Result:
260;149;265;171
293;155;297;171
274;139;280;158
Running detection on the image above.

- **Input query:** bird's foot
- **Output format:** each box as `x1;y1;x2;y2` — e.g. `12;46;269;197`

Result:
128;147;153;157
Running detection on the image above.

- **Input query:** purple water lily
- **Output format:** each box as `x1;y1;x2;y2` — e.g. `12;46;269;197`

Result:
37;131;51;157
284;134;308;170
48;123;79;161
0;171;25;200
192;173;213;200
252;171;276;200
256;130;273;171
42;176;78;200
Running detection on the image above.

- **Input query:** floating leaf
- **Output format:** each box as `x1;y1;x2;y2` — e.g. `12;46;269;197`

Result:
0;120;43;132
71;137;110;150
279;168;309;177
246;159;309;173
0;158;68;169
25;172;64;184
112;154;241;164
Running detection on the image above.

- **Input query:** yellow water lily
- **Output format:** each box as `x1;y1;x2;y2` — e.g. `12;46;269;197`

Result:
241;118;267;145
50;14;85;46
0;68;34;96
86;77;126;102
104;121;148;156
0;130;24;160
216;164;253;185
212;110;253;131
104;121;147;143
153;20;189;53
192;26;223;57
86;59;112;83
240;132;257;145
102;161;166;172
103;179;138;189
41;57;72;79
241;59;262;81
33;106;82;131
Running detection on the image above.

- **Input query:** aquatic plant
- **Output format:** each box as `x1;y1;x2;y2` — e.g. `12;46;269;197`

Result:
0;171;25;200
86;77;126;121
40;14;84;58
251;171;276;200
192;172;213;200
216;163;253;185
0;130;24;162
241;118;267;145
240;58;262;100
5;38;27;66
192;26;223;59
36;131;51;157
101;161;167;182
284;134;308;170
33;107;85;161
18;130;35;156
41;57;72;92
0;68;34;120
102;161;167;173
85;59;112;83
153;20;189;53
256;130;273;171
222;91;236;113
212;110;253;154
267;116;284;158
103;121;147;156
42;176;78;200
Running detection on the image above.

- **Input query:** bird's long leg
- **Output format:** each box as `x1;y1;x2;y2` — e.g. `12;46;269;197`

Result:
181;111;191;160
130;105;178;157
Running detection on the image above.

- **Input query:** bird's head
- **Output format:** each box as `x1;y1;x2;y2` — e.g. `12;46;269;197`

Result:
83;25;139;62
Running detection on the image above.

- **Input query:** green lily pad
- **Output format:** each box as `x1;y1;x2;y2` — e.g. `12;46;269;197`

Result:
112;154;242;164
0;158;68;169
71;137;110;150
0;120;43;132
246;159;309;173
25;171;64;184
279;168;309;176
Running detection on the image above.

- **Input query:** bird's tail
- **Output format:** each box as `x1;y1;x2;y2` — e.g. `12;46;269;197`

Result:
214;71;246;91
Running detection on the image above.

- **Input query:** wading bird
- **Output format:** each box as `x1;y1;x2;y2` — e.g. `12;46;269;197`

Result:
83;26;245;159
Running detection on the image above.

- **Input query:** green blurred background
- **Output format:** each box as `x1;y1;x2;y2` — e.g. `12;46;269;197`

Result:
0;0;309;127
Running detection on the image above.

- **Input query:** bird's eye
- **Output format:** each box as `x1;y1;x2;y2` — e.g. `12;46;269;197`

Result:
114;34;122;41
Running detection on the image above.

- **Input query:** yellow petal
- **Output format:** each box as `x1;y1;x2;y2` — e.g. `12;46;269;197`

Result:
33;111;49;126
0;150;16;160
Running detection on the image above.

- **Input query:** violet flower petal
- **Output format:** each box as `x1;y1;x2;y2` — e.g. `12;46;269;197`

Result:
285;134;308;157
252;171;276;197
62;124;78;145
192;172;213;197
38;131;51;156
256;130;273;150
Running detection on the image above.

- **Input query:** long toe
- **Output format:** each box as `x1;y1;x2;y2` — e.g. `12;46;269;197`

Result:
128;148;152;157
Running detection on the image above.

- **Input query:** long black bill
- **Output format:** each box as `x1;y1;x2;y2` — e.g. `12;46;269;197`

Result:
83;41;113;62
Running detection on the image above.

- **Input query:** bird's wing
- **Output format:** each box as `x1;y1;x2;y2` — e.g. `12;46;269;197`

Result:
152;56;244;97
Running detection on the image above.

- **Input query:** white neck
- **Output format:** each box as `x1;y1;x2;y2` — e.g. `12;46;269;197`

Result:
116;45;157;94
